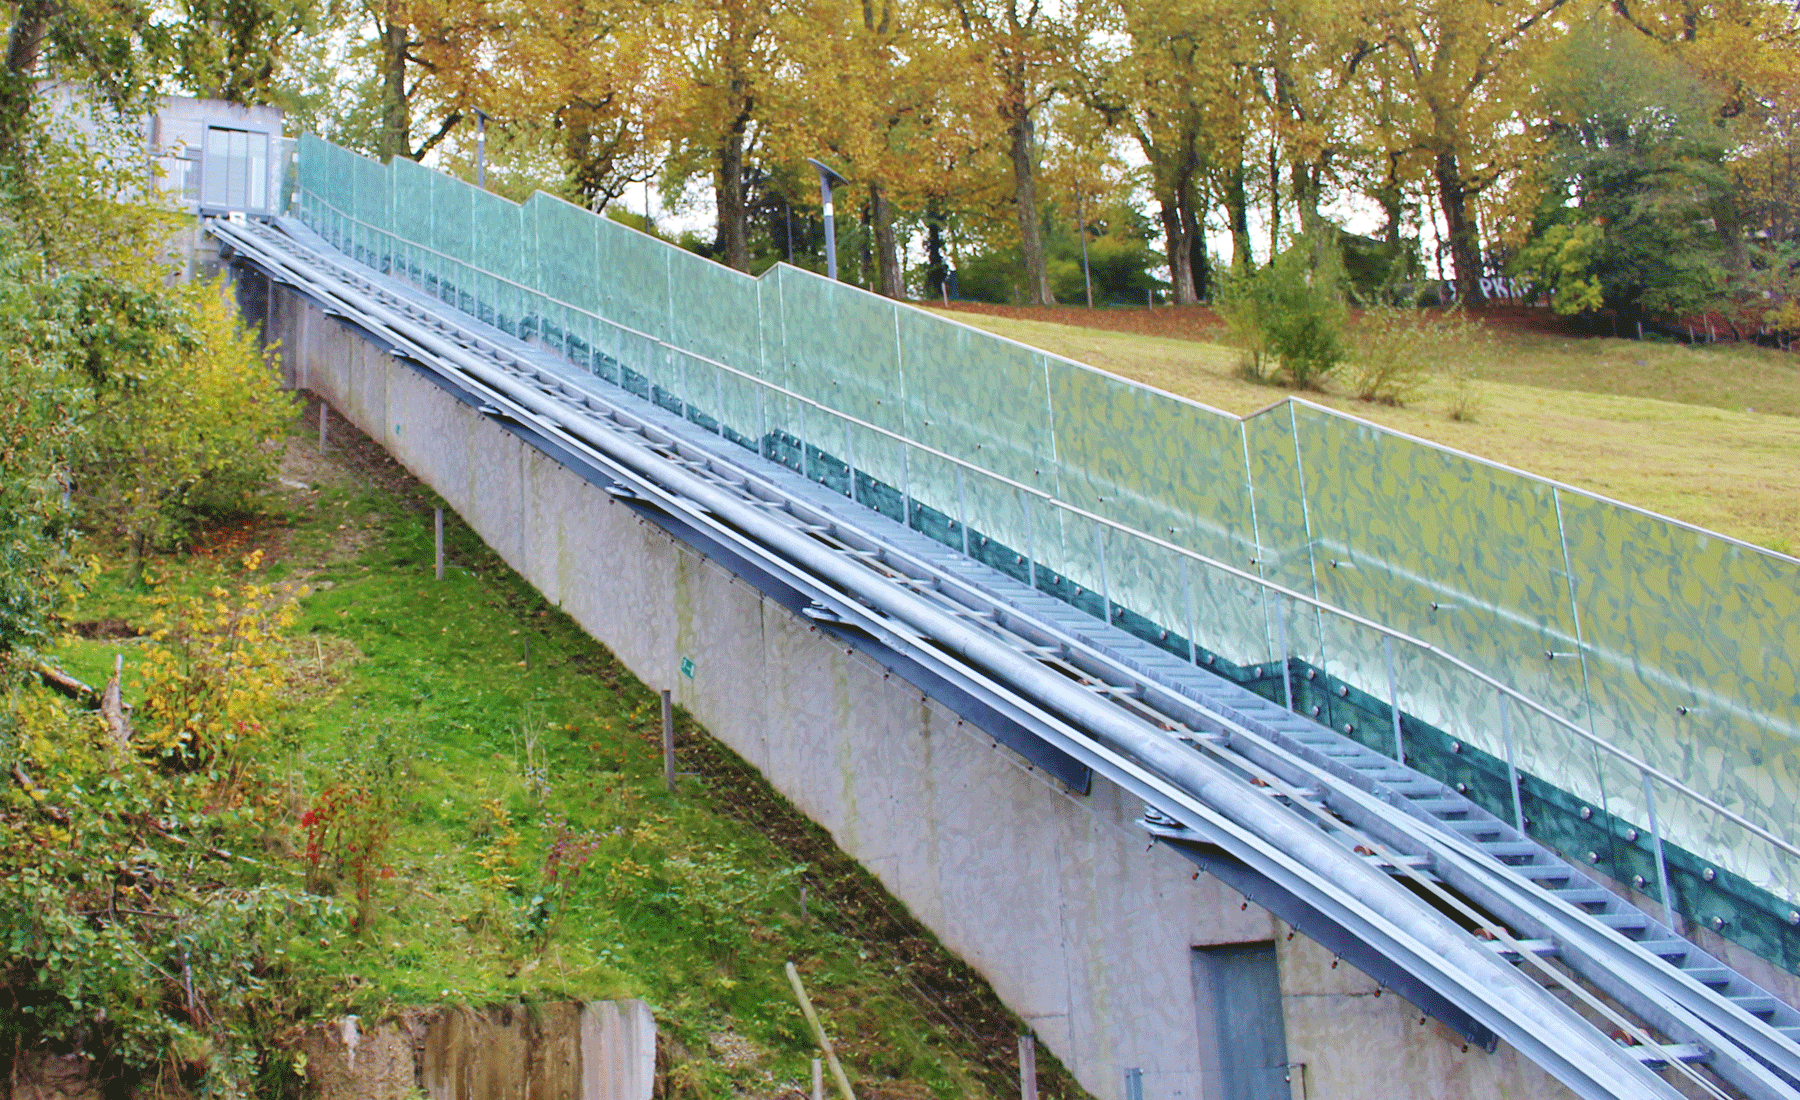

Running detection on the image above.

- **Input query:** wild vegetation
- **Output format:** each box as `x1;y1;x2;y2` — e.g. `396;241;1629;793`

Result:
7;388;1085;1097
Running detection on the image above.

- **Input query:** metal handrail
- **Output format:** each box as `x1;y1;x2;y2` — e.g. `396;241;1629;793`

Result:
291;195;1800;869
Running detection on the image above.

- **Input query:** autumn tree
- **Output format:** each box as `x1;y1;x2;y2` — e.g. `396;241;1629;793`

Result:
1356;0;1571;305
941;0;1066;304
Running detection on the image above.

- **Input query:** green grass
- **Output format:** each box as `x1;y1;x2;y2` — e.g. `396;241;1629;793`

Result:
949;313;1800;555
53;418;1072;1100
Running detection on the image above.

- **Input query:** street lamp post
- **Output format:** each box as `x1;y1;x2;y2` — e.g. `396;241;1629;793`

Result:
473;109;490;189
806;158;847;281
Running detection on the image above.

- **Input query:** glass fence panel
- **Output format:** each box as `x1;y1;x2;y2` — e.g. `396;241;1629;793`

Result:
1186;559;1273;670
668;246;762;376
1045;362;1252;563
1292;404;1589;728
779;270;905;432
531;197;600;316
959;467;1033;583
389;157;435;259
472;188;527;297
894;310;1051;480
1240;405;1312;600
900;445;967;550
595;215;671;342
427;168;474;272
1559;490;1800;893
836;417;898;511
1104;530;1188;654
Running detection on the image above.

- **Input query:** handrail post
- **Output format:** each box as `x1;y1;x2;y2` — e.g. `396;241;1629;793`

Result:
1094;522;1110;623
1642;770;1679;930
1275;597;1293;712
1384;635;1404;763
1181;556;1197;665
957;466;970;555
1022;488;1037;591
843;420;855;501
1500;693;1525;833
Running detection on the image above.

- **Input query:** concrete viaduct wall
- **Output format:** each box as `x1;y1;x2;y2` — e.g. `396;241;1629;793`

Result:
265;283;1578;1100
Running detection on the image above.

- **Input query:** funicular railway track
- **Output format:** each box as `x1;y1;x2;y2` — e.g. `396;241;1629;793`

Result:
214;214;1800;1100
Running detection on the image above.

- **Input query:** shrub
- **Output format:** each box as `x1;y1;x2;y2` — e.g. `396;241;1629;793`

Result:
55;275;294;557
1217;234;1349;388
1348;306;1494;406
135;551;298;775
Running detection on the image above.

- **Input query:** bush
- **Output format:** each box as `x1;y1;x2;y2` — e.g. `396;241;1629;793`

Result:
51;274;293;557
1217;234;1349;388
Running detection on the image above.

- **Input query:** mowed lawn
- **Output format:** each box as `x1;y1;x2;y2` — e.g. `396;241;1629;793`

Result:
930;310;1800;557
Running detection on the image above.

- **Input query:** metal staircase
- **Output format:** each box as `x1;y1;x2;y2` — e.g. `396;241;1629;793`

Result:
211;215;1800;1100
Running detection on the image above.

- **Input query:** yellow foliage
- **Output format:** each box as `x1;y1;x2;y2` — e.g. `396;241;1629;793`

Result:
134;551;297;777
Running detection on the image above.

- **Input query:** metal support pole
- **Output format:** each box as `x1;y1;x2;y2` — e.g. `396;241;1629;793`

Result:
901;446;912;530
1018;1034;1038;1100
1022;489;1037;591
661;689;675;793
1276;598;1293;711
812;1060;823;1100
843;420;855;501
1123;1068;1144;1100
1642;770;1678;930
757;388;768;459
474;109;488;189
1182;556;1197;664
1094;522;1110;622
434;508;444;581
318;401;327;454
1384;636;1404;762
957;467;970;555
1500;693;1525;833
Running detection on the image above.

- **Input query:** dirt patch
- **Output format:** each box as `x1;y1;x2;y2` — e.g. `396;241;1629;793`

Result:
294;393;441;513
706;1029;760;1068
68;618;141;640
284;633;365;702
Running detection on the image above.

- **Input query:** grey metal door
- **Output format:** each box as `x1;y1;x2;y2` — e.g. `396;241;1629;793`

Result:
1193;943;1290;1100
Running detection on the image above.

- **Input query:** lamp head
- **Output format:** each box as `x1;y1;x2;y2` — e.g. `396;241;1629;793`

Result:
806;157;847;190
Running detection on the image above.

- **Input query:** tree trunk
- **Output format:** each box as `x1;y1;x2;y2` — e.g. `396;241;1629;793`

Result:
1159;194;1196;305
924;204;947;300
871;181;902;299
1225;162;1253;271
377;19;410;161
4;0;51;77
1007;105;1056;306
716;125;750;272
1180;203;1209;304
1181;183;1208;301
1434;150;1486;307
1;0;52;159
1267;142;1281;256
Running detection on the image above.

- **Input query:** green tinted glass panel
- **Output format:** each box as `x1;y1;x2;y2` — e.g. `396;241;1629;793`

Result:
290;138;1800;901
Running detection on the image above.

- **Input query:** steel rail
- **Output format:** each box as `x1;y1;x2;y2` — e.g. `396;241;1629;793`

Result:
217;218;1691;1100
286;200;1800;876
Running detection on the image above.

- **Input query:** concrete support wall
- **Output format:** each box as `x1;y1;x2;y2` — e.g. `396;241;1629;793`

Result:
269;286;1580;1100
